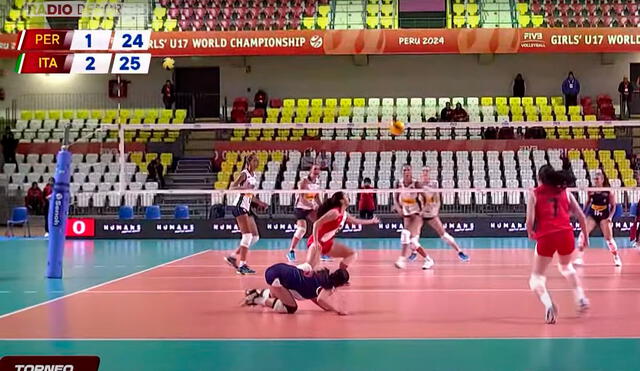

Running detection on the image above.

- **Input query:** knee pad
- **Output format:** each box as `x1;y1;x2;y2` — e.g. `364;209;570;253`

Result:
293;226;306;239
400;229;411;244
273;299;297;314
529;274;547;291
558;263;576;278
250;235;260;247
440;232;455;244
410;235;422;249
240;233;253;248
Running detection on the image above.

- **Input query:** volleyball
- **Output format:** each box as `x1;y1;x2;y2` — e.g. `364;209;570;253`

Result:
389;120;405;136
162;57;175;70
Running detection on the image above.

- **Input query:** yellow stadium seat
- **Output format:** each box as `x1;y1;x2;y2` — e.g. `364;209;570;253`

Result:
381;4;393;16
308;116;321;123
62;110;74;120
3;21;16;33
568;105;581;115
539;106;552;116
556;114;568;121
511;106;524;115
325;98;338;108
516;2;528;15
297;98;310;108
525;106;538;116
535;97;548;106
310;107;323;117
283;99;295;108
567;150;581;160
317;17;329;29
526;115;539;122
266;108;280;118
553;106;566;115
522;97;534;106
294;116;306;124
512;115;524;122
339;106;352;116
311;98;323;107
282;107;295;117
380;17;393;28
481;97;493;106
34;110;46;120
279;116;293;123
322;116;335;123
20;111;33;120
265;117;278;123
467;15;480;28
496;105;509;116
354;98;366;107
541;115;554;122
340;98;352;107
495;97;508;106
302;17;315;29
453;16;466;27
453;3;465;15
518;14;530;27
319;5;331;17
509;97;521;106
573;127;585;138
367;16;380;29
570;115;583;122
467;3;479;15
77;110;90;120
251;117;263;123
296;107;309;118
532;15;544;27
551;96;564;106
366;4;379;15
323;107;337;117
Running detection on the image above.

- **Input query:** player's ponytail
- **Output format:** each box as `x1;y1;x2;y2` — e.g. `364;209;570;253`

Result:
328;268;350;288
538;164;575;189
242;153;257;170
317;191;345;218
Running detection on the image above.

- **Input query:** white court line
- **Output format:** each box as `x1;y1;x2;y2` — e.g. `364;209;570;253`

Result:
0;250;211;320
165;263;640;268
142;273;640;280
86;288;640;294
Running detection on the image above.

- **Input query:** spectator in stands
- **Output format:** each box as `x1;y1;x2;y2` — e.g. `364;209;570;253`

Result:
1;128;18;164
25;182;43;215
562;71;580;108
301;149;315;170
155;161;165;189
358;178;376;219
161;80;175;110
618;76;634;120
43;177;53;236
147;159;159;182
316;150;329;170
513;73;526;98
452;103;469;122
254;90;268;110
440;102;453;122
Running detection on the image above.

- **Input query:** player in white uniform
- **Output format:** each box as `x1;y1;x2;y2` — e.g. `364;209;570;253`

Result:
287;164;322;262
410;167;469;262
393;164;435;270
224;153;269;275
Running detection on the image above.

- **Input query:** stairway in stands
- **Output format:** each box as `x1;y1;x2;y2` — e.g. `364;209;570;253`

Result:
333;0;366;29
161;157;216;218
480;0;514;27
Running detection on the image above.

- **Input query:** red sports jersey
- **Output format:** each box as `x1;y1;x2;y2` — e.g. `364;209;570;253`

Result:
533;184;572;239
307;208;348;254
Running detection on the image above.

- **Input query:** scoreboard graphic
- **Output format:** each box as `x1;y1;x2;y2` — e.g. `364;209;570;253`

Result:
15;29;152;74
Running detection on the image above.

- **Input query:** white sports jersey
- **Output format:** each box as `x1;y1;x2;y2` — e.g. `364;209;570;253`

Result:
233;169;257;210
295;176;321;210
396;180;422;216
421;180;441;218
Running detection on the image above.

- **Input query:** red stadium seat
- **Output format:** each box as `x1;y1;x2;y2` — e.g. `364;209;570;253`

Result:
587;15;599;26
276;7;289;18
260;18;273;29
288;18;300;29
235;7;247;19
571;2;583;16
585;3;597;15
207;7;219;18
194;7;206;19
261;6;275;18
573;16;586;26
617;15;628;26
274;18;287;29
629;3;639;15
233;97;249;111
180;7;193;19
630;15;640;26
218;19;231;30
304;4;316;16
231;109;247;123
269;98;282;108
167;7;180;18
544;3;555;15
205;19;217;30
290;6;303;18
160;0;170;7
192;19;203;29
558;3;570;16
178;19;190;30
531;2;542;14
247;7;259;18
602;3;612;15
221;7;233;18
603;15;614;26
251;108;266;118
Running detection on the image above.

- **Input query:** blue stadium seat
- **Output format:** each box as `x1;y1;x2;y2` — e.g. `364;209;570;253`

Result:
7;206;30;237
145;205;161;220
119;206;134;220
175;205;190;219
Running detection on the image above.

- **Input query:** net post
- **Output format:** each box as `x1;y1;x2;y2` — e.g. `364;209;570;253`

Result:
116;74;126;196
45;144;72;279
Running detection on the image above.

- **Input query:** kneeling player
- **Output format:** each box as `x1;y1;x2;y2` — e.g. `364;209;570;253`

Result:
243;263;350;315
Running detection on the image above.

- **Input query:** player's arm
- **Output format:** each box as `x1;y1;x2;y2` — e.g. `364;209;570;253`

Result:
525;191;536;240
568;191;590;250
314;289;347;315
346;214;379;225
393;182;402;214
229;172;247;190
608;191;617;221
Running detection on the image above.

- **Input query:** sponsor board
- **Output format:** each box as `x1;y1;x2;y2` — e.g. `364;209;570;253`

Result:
68;217;637;239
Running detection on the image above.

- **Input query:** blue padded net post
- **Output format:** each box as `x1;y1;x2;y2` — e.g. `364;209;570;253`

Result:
46;142;72;279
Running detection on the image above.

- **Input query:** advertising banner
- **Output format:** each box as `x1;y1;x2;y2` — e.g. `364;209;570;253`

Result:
67;216;637;239
5;28;640;58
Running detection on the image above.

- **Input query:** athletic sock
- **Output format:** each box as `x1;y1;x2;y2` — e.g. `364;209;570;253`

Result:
540;291;553;309
254;296;267;305
574;286;585;301
239;261;246;267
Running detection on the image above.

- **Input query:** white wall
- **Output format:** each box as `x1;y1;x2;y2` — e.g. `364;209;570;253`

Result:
1;53;639;111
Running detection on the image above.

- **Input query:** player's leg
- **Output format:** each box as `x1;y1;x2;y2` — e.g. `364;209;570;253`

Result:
427;217;469;262
225;213;250;269
600;219;621;266
236;215;260;274
407;217;435;270
328;241;357;270
251;285;298;314
574;217;596;265
287;217;307;262
395;215;418;269
529;243;556;324
557;237;590;313
301;240;322;271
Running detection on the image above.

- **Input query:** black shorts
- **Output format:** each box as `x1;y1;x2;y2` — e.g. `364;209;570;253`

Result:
232;206;256;218
588;213;608;224
294;208;314;221
423;216;436;222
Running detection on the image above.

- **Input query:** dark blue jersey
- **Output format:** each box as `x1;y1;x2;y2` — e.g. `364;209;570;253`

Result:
265;263;333;300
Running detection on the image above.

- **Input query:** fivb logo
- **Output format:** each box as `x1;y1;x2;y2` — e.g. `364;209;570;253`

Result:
521;32;546;48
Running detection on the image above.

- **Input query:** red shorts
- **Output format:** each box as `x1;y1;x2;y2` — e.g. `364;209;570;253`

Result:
307;235;334;255
536;230;575;257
